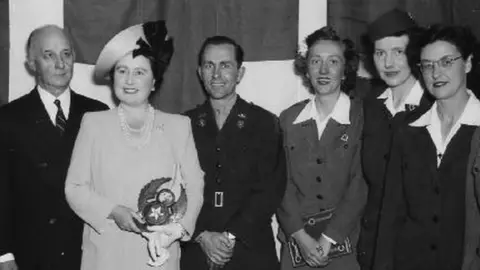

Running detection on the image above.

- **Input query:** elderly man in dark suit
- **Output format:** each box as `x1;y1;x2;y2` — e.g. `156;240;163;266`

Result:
181;35;287;270
0;25;108;270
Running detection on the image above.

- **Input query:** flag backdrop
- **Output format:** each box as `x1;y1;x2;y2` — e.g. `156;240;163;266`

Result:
0;0;8;106
63;0;298;113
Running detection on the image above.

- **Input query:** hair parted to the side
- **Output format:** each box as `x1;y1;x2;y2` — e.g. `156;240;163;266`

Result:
198;35;244;68
418;24;478;61
294;26;359;94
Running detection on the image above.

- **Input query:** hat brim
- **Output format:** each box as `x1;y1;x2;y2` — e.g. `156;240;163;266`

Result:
93;24;147;84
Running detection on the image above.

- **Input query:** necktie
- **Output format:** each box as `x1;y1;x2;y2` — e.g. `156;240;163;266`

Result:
54;99;67;135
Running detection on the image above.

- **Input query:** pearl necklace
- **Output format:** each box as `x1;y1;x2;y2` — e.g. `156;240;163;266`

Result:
118;104;155;150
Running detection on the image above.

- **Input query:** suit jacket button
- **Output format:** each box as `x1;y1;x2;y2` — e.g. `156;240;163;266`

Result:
474;166;480;173
216;147;221;152
432;215;439;223
316;158;323;164
362;218;369;229
316;194;323;200
430;244;437;251
216;163;222;169
434;187;440;194
316;176;322;182
49;218;57;225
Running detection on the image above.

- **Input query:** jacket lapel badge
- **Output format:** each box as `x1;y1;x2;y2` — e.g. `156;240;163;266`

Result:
406;104;418;112
197;112;207;127
237;112;247;129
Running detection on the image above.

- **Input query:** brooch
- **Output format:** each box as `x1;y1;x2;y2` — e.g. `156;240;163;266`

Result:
341;133;349;149
406;104;418;112
197;113;207;127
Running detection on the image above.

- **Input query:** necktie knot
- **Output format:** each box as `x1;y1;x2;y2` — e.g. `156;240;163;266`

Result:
54;99;67;135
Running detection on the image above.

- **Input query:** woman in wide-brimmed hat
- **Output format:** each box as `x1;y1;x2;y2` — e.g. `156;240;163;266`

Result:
65;21;204;270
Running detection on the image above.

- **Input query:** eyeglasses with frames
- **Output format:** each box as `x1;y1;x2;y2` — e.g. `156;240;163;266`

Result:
418;55;463;72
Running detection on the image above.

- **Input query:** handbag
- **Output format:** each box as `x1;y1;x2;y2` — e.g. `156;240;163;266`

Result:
287;208;352;268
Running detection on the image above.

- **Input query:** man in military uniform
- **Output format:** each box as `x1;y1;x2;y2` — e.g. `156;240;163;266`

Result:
181;35;287;270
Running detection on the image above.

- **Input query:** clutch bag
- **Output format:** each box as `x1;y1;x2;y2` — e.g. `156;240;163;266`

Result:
287;208;352;268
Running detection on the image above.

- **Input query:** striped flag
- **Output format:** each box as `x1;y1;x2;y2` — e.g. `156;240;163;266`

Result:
3;0;316;116
63;0;298;114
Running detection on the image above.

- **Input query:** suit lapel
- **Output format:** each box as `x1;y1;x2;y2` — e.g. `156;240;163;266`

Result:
287;100;318;150
318;119;349;151
440;126;476;171
26;89;60;144
410;127;439;185
64;91;85;139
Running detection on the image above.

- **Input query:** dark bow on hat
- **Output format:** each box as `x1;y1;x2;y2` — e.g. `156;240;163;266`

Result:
144;20;174;88
130;20;174;89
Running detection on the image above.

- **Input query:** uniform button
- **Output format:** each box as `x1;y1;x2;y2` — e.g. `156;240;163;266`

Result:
316;158;323;164
216;163;222;168
216;147;221;152
316;194;323;200
432;215;439;223
430;244;437;251
316;176;322;182
61;252;65;256
362;218;369;228
215;177;221;184
49;218;57;225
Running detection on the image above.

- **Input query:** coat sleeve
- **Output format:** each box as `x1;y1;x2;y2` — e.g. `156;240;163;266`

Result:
276;111;304;237
65;113;115;234
462;127;480;270
225;115;287;245
176;118;205;240
0;114;13;256
373;129;407;270
323;122;368;242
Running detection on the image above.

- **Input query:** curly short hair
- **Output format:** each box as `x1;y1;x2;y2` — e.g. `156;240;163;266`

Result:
294;26;359;94
418;24;477;61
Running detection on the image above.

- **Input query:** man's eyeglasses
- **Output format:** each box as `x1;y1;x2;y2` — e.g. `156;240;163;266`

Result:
418;55;463;72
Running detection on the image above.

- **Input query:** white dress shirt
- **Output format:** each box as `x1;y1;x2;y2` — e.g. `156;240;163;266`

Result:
378;80;423;116
37;86;71;124
0;86;71;263
410;90;480;166
292;92;351;244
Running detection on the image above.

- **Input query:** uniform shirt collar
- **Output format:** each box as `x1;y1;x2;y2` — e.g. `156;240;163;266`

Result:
37;86;71;123
377;80;423;115
293;91;351;125
410;90;480;127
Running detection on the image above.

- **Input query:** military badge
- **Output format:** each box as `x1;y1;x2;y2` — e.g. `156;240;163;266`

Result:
136;177;187;231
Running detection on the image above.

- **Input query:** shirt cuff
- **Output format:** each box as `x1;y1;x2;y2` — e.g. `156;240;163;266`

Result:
0;253;14;263
322;233;337;245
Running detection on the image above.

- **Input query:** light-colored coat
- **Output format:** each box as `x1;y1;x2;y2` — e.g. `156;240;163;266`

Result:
65;109;204;270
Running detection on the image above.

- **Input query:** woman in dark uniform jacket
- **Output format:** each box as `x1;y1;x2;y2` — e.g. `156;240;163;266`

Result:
277;26;367;270
358;9;433;270
374;25;480;270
